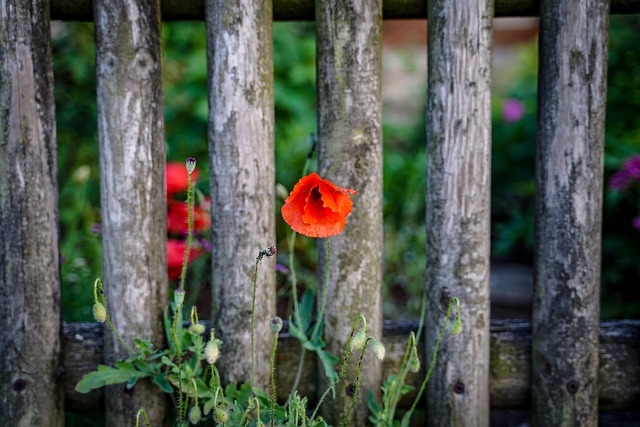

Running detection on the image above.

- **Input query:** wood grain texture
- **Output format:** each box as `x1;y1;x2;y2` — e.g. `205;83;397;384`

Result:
93;0;168;425
533;1;610;425
49;0;640;20
315;0;383;424
0;0;63;425
425;0;493;425
205;0;276;389
62;320;640;411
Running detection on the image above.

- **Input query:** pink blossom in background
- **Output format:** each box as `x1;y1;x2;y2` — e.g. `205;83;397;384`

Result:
632;216;640;231
609;155;640;190
502;99;525;123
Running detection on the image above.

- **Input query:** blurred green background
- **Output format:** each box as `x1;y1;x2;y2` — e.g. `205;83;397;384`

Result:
55;16;640;330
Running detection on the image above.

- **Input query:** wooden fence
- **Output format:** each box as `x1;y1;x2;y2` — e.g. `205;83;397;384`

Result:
1;0;639;426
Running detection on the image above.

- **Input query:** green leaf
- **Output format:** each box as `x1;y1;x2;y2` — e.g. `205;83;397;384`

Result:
288;317;308;345
152;374;173;394
315;348;338;386
75;363;149;393
299;288;315;332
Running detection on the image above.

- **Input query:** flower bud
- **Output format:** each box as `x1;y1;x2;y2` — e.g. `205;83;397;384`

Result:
92;303;106;323
174;289;185;306
188;405;202;425
350;331;367;353
409;346;421;373
190;323;206;335
371;339;386;361
215;408;228;424
185;157;197;175
205;339;220;365
276;183;289;201
270;316;283;334
449;319;463;336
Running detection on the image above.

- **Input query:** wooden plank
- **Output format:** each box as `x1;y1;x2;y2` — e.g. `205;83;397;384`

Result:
533;0;610;425
93;0;168;425
0;0;63;425
425;0;494;425
315;0;384;424
62;320;640;411
50;0;640;20
205;0;276;389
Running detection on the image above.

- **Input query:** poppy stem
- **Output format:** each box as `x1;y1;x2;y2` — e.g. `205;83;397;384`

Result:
178;169;194;291
339;337;372;427
251;253;261;388
310;237;330;342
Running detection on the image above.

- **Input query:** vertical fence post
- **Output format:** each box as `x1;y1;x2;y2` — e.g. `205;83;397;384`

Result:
533;1;610;425
93;0;168;425
425;0;493;425
0;1;63;425
205;0;276;388
316;0;383;423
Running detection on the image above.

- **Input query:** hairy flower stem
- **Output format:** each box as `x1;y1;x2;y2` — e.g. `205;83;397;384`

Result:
310;315;367;421
251;254;261;387
387;333;416;423
94;278;135;355
403;297;458;422
339;338;372;427
178;168;194;291
135;409;150;427
172;303;185;427
270;331;279;427
310;237;330;341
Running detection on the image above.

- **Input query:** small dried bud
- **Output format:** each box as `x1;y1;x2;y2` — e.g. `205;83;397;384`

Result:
215;409;228;424
190;323;205;335
270;316;283;334
185;157;197;175
371;339;386;361
205;339;220;365
92;303;106;323
449;319;463;336
174;289;185;306
263;245;277;257
188;405;202;424
350;331;367;353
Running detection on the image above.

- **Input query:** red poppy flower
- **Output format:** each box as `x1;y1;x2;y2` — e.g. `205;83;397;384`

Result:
166;162;199;198
281;172;356;238
167;199;211;235
167;239;204;280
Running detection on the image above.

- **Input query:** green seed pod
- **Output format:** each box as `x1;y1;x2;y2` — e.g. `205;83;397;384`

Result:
174;289;185;306
449;319;463;336
270;316;283;334
186;157;197;175
371;339;386;361
350;331;367;353
92;303;106;323
188;405;201;425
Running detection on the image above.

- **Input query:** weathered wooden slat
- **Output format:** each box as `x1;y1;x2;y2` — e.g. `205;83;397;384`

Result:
49;0;640;20
425;0;494;425
93;0;168;425
62;321;640;411
315;0;384;423
533;0;610;425
205;0;276;389
0;1;63;425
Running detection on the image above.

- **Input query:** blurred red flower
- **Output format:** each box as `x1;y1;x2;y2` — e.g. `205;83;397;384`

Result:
166;162;199;197
167;199;211;235
281;172;356;238
167;239;204;280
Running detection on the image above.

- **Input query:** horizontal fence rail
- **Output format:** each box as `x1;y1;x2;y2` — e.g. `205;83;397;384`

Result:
50;0;640;20
63;320;640;411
